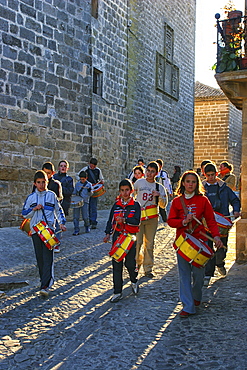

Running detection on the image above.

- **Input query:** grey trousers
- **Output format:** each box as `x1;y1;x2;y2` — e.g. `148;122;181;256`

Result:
32;233;54;289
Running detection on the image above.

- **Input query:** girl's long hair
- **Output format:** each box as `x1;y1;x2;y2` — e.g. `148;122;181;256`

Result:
175;170;205;196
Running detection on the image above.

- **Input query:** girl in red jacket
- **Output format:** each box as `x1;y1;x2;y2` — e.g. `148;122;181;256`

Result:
167;171;223;317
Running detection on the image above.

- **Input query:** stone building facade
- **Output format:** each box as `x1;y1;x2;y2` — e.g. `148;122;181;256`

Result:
194;81;242;181
0;0;196;227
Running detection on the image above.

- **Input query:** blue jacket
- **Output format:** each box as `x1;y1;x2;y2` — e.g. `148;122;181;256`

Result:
22;189;66;234
202;178;240;216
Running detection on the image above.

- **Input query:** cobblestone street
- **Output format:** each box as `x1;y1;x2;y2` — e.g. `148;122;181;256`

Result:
0;210;247;370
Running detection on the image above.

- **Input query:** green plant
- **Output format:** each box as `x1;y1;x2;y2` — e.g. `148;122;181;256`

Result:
214;47;238;72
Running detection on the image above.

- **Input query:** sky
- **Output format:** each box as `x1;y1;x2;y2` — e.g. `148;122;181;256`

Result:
195;0;244;88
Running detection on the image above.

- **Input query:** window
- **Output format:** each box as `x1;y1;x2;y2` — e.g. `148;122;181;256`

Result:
156;23;179;101
92;0;98;19
93;68;102;95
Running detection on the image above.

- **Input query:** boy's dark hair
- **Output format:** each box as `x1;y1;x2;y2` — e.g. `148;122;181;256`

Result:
204;163;217;174
156;159;163;168
58;160;69;167
200;160;211;169
138;158;144;163
42;161;55;172
147;161;158;173
79;170;88;178
34;170;48;183
89;157;98;165
119;178;134;191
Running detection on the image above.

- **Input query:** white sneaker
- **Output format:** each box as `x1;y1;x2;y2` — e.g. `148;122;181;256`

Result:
54;245;60;253
110;293;123;303
131;282;139;295
40;288;49;297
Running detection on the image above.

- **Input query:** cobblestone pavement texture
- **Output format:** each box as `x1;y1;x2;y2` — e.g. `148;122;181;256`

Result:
0;210;247;370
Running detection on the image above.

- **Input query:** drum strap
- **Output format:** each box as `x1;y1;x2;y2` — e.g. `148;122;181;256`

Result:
155;182;159;205
78;182;89;197
41;208;49;224
88;168;97;184
180;196;200;235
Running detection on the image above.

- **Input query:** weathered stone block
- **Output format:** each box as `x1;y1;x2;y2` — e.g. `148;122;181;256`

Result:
20;27;35;42
3;45;17;60
19;75;33;89
43;24;53;38
18;50;35;65
29;44;41;56
31;157;45;169
0;18;8;32
36;35;47;46
59;77;72;89
8;109;29;123
0;167;19;181
20;3;36;18
34;147;52;157
27;134;40;146
18;168;35;182
2;33;21;48
11;84;27;99
0;106;7;118
0;152;11;166
25;17;41;33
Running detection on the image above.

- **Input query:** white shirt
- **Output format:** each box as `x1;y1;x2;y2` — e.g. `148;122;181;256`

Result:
134;178;167;208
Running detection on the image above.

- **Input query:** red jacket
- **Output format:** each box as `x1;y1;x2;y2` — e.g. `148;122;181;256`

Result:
167;194;220;244
105;197;141;235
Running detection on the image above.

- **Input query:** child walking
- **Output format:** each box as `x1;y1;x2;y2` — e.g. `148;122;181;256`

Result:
103;179;141;303
73;171;93;235
167;171;223;317
22;170;66;296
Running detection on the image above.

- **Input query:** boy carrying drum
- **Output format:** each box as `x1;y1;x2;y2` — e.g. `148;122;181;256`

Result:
103;179;141;303
22;170;66;297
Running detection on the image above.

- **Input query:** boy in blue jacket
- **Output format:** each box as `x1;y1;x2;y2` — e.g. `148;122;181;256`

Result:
22;170;66;296
72;171;93;235
203;163;240;279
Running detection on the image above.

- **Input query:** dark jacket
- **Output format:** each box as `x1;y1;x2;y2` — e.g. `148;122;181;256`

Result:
202;178;240;216
48;177;63;201
105;197;141;238
53;172;74;215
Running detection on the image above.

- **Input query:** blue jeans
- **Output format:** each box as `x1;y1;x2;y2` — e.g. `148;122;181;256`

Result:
177;253;205;314
73;203;90;233
89;196;98;225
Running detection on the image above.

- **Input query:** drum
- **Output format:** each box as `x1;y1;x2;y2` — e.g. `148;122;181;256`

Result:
91;183;106;198
174;232;214;268
141;205;158;221
109;233;136;262
70;195;84;208
20;218;32;236
33;221;60;250
214;212;233;237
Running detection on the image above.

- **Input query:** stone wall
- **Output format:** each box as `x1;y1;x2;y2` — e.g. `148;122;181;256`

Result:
91;0;196;202
0;0;196;227
194;98;242;179
0;0;92;226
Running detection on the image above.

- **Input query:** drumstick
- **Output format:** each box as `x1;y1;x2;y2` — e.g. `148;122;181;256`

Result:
55;230;63;235
192;215;202;225
199;231;227;250
192;216;227;250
